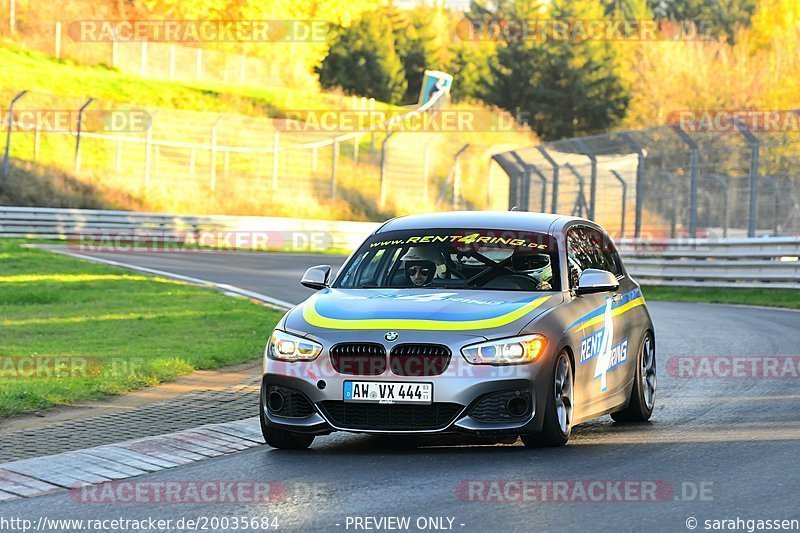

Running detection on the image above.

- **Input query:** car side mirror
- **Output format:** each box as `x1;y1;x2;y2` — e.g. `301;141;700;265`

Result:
575;269;619;295
301;265;332;290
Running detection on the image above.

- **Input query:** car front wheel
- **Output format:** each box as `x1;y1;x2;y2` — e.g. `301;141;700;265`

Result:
522;350;573;447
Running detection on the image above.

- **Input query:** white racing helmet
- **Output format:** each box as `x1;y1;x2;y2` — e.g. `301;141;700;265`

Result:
401;247;447;285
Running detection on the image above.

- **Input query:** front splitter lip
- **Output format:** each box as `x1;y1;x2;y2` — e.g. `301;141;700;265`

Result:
265;405;536;436
313;403;470;435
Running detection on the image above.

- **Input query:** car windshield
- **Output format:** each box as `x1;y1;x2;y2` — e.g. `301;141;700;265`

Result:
335;229;560;292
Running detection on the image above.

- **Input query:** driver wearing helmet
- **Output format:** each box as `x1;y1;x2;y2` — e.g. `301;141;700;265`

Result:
401;247;447;287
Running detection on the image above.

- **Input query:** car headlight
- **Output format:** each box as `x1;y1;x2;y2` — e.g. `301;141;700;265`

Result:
266;330;322;361
461;334;548;365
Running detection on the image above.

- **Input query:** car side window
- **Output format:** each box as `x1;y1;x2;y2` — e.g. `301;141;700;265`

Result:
342;249;386;287
566;228;588;288
583;228;621;276
567;226;621;288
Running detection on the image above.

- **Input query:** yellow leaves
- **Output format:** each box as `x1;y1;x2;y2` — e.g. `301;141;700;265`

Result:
624;2;800;128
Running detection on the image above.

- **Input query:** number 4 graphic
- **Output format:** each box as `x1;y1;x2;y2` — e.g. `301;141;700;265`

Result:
593;297;615;392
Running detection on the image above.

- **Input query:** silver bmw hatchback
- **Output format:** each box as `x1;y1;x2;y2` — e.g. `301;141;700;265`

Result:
260;211;656;448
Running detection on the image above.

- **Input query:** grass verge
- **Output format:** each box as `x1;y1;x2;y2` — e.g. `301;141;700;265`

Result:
642;286;800;310
0;239;281;417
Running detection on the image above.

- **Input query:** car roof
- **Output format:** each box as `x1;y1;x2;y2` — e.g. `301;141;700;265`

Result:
375;211;590;235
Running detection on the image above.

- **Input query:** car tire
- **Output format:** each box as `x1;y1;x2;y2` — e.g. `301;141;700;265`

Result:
259;387;315;450
611;331;656;423
522;350;573;447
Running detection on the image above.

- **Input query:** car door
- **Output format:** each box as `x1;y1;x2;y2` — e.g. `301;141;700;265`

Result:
566;225;630;416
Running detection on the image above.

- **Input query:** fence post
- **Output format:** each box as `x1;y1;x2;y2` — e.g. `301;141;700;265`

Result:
143;111;157;193
487;158;494;206
708;174;729;238
272;132;279;190
352;135;359;163
735;119;760;237
497;156;523;211
762;175;781;236
609;170;627;238
438;144;469;209
54;22;62;59
330;137;339;199
536;146;559;213
509;152;534;212
563;163;589;218
379;132;395;208
74;97;94;174
574;139;597;220
674;126;699;237
33;126;40;161
529;164;548;213
621;132;645;239
3;90;27;179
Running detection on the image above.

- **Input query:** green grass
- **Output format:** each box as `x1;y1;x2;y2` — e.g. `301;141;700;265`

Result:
0;240;281;417
0;44;343;116
642;286;800;309
0;43;405;116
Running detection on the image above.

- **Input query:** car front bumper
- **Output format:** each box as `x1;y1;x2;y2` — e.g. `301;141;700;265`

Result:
261;349;552;436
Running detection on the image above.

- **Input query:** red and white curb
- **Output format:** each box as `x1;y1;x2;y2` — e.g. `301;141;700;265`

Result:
0;417;264;501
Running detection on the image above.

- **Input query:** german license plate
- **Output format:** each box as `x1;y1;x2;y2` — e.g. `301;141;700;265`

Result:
343;381;432;405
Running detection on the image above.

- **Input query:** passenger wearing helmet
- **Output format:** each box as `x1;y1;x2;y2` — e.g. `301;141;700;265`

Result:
401;247;447;287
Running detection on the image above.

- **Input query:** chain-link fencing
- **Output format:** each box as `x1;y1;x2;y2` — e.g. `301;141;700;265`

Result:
492;118;800;238
0;87;490;218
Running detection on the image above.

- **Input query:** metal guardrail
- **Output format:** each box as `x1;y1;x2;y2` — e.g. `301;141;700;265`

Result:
2;206;798;289
0;206;380;252
617;237;800;289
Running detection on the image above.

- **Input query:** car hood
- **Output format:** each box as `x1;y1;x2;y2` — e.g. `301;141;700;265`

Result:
284;288;563;340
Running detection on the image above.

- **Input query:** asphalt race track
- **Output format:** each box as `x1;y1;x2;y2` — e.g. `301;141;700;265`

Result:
2;249;799;532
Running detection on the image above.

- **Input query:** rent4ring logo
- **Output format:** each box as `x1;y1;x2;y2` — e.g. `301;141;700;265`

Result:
579;298;629;392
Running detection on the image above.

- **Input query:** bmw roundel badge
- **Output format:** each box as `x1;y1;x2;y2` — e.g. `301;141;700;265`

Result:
384;331;399;342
